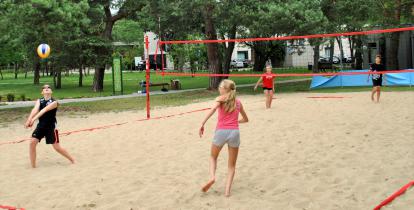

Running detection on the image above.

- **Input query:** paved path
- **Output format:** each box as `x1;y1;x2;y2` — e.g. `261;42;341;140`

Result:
0;78;311;109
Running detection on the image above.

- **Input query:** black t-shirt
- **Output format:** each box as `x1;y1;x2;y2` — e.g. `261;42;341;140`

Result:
370;63;385;80
37;98;57;129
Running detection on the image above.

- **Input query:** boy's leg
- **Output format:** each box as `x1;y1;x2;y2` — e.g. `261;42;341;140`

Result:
371;87;376;101
29;138;39;168
225;146;239;197
202;144;222;192
376;86;381;102
52;143;75;164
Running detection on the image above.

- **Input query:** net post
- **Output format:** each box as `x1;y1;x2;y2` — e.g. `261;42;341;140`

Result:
145;36;150;119
161;43;165;76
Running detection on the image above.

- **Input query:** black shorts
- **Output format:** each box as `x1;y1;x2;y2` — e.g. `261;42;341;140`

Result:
372;78;383;87
263;87;273;91
32;127;59;144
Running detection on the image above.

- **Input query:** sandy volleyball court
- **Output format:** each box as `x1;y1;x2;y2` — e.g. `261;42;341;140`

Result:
0;91;413;210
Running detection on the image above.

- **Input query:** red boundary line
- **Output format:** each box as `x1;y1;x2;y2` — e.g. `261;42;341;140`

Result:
160;27;414;44
373;181;414;210
0;108;211;146
306;96;349;99
154;69;414;78
0;205;25;210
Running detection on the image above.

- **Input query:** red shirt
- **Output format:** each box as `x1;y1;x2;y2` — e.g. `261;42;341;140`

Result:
262;73;275;88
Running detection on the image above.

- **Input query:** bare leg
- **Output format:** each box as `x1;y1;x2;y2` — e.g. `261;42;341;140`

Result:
371;87;376;102
376;87;381;102
225;146;239;197
269;90;274;108
29;138;39;168
52;143;75;164
202;144;222;192
264;90;270;109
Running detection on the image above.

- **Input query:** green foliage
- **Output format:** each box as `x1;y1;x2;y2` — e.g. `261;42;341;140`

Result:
0;0;412;91
6;93;15;102
20;94;26;101
112;20;144;69
167;34;208;71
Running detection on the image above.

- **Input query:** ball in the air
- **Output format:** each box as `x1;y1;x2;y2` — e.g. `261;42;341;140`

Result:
37;44;51;59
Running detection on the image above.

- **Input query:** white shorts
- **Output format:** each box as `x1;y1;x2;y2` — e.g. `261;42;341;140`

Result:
213;129;240;148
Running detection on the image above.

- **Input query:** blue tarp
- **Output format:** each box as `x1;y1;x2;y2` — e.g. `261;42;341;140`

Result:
310;70;414;89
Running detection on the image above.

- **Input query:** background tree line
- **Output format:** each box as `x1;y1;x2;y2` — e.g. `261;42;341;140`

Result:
0;0;412;90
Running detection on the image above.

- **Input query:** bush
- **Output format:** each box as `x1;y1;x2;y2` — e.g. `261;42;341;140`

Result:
20;94;26;101
7;93;15;102
0;95;2;102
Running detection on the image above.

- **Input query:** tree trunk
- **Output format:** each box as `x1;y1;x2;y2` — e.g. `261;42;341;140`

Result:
312;44;320;72
93;67;105;92
387;32;400;70
103;19;114;40
56;69;62;89
269;53;284;68
348;36;354;60
329;38;334;65
79;64;83;87
92;6;115;92
14;63;18;79
0;69;3;80
34;59;40;85
384;0;401;70
24;62;28;79
42;62;45;77
354;37;363;69
252;41;268;71
53;70;57;87
204;3;222;90
49;62;54;77
336;37;344;70
45;61;49;76
253;51;267;72
222;24;237;75
269;55;277;67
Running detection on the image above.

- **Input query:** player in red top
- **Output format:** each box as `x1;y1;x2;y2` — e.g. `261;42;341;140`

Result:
254;65;275;109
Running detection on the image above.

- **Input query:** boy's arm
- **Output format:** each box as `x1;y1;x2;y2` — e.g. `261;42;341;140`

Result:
25;100;40;128
29;101;58;126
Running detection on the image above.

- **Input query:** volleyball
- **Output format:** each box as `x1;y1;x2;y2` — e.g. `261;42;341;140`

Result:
37;44;51;59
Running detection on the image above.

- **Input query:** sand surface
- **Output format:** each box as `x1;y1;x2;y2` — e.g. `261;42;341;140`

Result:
0;91;413;210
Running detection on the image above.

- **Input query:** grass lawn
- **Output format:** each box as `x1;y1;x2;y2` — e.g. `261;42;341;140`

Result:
1;79;412;127
0;68;310;101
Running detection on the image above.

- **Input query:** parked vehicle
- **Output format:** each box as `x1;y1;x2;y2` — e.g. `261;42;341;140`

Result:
319;56;340;64
345;56;353;63
137;60;158;71
230;59;244;68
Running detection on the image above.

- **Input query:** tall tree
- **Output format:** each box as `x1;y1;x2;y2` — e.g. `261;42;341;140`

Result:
89;0;147;92
377;0;413;69
2;0;89;86
242;0;326;72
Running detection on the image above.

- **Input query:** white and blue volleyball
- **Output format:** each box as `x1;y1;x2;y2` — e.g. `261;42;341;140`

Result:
37;44;51;59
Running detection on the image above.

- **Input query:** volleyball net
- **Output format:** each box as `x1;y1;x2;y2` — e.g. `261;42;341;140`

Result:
142;26;414;117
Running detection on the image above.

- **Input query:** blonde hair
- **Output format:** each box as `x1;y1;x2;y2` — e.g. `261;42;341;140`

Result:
219;79;237;113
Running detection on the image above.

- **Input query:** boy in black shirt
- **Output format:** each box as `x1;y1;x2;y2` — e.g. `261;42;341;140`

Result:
368;55;386;103
25;84;75;168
